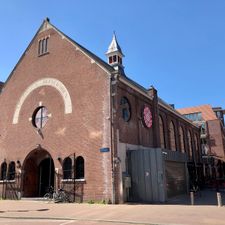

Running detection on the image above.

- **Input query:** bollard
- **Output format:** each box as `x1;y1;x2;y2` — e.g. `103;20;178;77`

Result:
190;191;194;205
217;192;222;207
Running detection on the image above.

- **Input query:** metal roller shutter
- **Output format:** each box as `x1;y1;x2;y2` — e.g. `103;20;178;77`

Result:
165;161;187;198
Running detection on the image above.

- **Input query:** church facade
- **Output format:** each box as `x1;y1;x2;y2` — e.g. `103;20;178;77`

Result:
0;19;202;203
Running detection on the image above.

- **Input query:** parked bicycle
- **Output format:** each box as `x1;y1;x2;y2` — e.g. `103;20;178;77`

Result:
43;186;54;201
53;188;70;203
43;187;70;203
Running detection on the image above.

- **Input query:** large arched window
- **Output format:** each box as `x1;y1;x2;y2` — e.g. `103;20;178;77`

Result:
195;134;199;161
8;162;15;180
63;157;72;179
0;162;7;180
179;126;185;153
159;115;166;149
169;121;177;151
76;156;84;179
188;131;193;159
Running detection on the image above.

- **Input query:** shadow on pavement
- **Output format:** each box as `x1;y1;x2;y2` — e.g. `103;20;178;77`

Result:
167;189;225;206
0;208;49;213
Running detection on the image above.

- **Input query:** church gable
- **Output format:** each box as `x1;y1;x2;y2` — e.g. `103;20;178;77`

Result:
2;18;113;94
0;19;112;144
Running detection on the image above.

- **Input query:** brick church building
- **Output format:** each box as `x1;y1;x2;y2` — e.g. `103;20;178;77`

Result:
0;18;202;203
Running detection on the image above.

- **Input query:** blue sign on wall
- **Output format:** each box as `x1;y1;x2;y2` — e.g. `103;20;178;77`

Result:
100;148;110;153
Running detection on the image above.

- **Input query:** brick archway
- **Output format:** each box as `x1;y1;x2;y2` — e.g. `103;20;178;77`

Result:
22;148;55;197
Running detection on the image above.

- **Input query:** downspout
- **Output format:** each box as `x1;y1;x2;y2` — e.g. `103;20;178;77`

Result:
110;72;119;204
110;74;115;204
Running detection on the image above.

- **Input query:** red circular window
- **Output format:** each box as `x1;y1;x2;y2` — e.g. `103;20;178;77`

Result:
142;106;152;128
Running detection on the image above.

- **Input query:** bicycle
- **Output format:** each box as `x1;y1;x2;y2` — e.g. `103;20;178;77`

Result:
43;186;54;201
53;188;70;203
43;187;70;203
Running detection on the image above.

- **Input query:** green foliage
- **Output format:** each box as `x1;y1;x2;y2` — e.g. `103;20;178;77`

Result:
86;198;111;204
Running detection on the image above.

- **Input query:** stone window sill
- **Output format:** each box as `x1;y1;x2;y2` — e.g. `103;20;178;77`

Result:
62;178;85;183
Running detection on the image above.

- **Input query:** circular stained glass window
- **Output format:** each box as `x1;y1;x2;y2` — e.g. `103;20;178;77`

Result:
142;106;152;128
32;106;48;129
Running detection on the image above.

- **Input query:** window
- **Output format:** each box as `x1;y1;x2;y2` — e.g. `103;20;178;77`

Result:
120;97;131;122
38;37;49;56
8;162;15;180
109;56;113;64
63;157;72;179
113;55;117;62
200;122;206;135
169;121;177;151
184;112;202;122
76;156;84;179
179;126;185;153
188;131;193;159
159;116;166;149
32;106;49;129
0;162;7;180
195;134;199;161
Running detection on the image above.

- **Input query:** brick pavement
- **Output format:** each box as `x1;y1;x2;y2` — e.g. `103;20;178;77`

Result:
0;190;224;225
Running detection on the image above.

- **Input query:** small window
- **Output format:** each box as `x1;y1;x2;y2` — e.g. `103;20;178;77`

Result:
63;157;72;179
38;37;49;56
38;40;42;55
45;37;49;52
113;55;117;63
109;56;113;64
120;97;131;122
32;106;49;129
8;162;15;180
76;156;84;179
118;57;122;64
0;162;7;180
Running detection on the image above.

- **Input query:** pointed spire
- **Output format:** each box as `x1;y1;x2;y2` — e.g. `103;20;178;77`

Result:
106;32;125;74
106;32;124;56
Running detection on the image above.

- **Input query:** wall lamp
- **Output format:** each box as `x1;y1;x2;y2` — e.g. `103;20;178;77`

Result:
57;157;62;162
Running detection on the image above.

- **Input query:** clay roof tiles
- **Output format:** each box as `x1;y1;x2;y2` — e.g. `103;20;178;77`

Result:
177;104;217;121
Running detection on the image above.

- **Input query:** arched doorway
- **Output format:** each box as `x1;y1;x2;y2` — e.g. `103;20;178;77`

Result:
22;148;55;197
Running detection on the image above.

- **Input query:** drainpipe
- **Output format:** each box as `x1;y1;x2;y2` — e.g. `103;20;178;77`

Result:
110;72;119;204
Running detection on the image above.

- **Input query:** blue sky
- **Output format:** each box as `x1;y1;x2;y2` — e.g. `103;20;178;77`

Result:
0;0;225;109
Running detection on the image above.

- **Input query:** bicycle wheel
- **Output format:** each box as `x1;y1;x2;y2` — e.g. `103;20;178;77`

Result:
53;192;61;203
43;193;51;201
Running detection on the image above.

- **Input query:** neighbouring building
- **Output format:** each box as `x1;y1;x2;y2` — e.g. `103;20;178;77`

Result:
0;18;201;203
177;105;225;186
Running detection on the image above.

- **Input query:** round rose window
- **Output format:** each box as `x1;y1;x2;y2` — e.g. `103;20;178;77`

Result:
142;106;152;128
32;106;48;129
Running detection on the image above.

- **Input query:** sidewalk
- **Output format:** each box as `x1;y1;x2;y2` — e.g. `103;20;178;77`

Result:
167;188;225;205
0;189;224;225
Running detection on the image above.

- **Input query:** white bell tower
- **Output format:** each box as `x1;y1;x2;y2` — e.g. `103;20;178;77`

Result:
106;32;124;73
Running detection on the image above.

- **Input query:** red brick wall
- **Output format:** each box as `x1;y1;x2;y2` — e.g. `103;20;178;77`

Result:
115;82;200;162
117;82;154;147
159;105;200;162
208;119;225;158
0;27;112;201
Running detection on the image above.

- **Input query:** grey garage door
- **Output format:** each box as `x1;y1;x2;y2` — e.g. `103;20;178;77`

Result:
165;161;187;198
127;149;165;203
